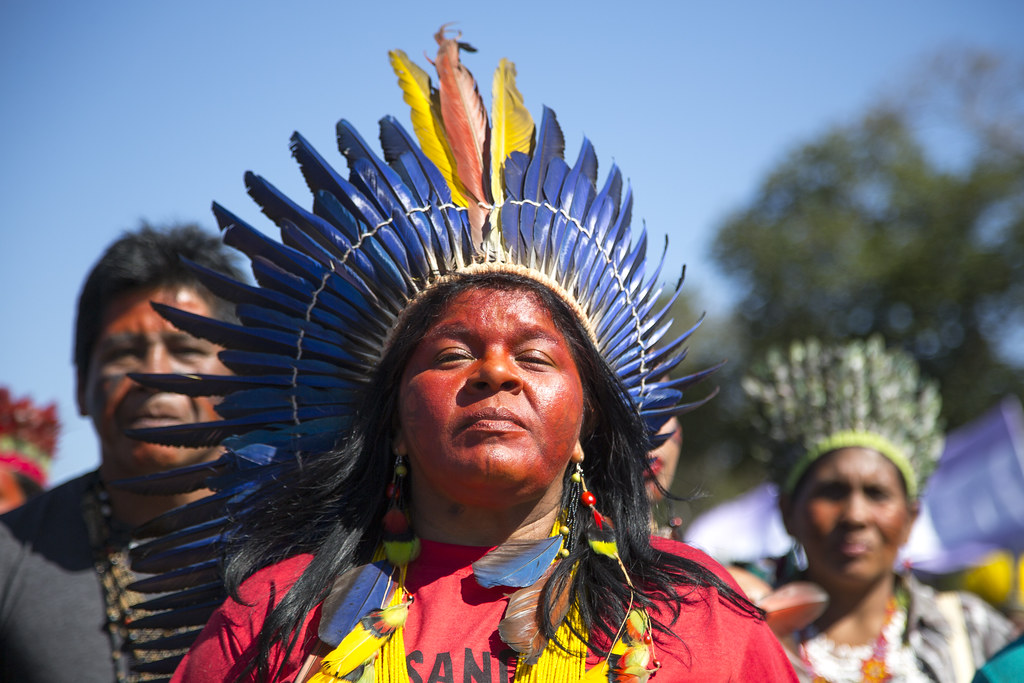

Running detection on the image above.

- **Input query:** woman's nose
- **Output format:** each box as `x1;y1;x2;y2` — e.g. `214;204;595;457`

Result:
471;353;522;392
841;491;871;524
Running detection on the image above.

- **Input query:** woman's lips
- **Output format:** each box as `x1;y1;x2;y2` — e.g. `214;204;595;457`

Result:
837;539;870;557
458;407;526;432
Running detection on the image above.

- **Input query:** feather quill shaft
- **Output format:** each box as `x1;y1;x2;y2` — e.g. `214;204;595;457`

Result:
497;566;571;665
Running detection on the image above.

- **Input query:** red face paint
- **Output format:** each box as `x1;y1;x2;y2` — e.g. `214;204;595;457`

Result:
396;288;585;513
77;286;228;480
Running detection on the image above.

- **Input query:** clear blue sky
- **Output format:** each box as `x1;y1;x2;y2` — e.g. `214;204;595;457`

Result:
2;0;1021;486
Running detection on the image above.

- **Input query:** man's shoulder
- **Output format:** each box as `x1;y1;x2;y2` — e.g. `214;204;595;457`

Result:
1;471;95;543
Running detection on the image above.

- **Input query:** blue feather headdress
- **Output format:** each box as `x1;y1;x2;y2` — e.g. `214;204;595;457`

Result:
123;30;713;676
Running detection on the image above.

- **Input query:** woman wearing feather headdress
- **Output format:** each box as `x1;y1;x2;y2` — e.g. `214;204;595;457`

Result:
744;337;1014;682
128;29;796;683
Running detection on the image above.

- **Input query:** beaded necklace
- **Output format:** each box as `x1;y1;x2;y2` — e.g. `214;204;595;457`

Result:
799;595;926;683
82;473;193;683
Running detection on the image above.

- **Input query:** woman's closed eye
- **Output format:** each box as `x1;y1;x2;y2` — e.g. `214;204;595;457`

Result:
433;348;473;365
516;350;556;368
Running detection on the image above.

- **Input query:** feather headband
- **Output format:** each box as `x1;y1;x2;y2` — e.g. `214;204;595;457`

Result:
742;335;943;498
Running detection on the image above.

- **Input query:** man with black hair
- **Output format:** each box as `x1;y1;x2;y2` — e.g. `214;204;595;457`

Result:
0;224;244;683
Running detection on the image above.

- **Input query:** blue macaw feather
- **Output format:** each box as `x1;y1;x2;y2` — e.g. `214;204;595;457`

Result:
221;418;350;453
241;178;346;283
523;107;564;206
573;137;598;189
133;630;207;656
338;120;422;217
278;218;343;272
127;372;288;397
389;149;431;204
185;258;310;320
559;140;596;222
248;257;317;303
541;157;568;205
132;535;222;574
319;560;395;646
594;292;636;342
246;172;343;250
621;230;648;292
384;207;431;280
126;601;222;632
519;109;564;259
594;165;622;235
390;153;450;270
217;349;340;377
132;583;224;613
604;323;641;367
529;202;556;273
472;535;562;589
132;489;235;535
126;406;326;449
129;559;220;594
643;316;675;351
131;520;224;563
153;303;336;365
307;191;365;257
234;304;351;357
608;186;634;264
378;116;454;205
115;457;228;496
313;177;375;244
289;131;350;201
216;387;349;421
500;151;531;259
555;226;581;283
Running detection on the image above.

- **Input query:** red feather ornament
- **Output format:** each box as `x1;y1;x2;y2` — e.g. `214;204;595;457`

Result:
432;25;491;243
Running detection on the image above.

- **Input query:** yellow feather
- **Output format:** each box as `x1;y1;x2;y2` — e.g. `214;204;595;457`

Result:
582;660;609;682
316;600;411;680
489;58;534;207
388;49;468;206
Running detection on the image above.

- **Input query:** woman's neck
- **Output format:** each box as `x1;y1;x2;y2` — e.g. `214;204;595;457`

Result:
410;487;562;546
810;572;897;646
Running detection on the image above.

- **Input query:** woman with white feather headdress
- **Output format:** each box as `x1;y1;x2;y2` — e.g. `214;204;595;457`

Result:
744;336;1013;682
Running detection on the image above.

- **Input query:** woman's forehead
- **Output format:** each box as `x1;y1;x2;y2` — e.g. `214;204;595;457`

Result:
434;287;551;323
806;447;906;487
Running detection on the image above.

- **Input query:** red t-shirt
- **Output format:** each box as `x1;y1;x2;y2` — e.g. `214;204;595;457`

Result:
173;537;796;682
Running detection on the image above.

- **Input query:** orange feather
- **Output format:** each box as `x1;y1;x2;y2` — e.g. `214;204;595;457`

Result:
432;26;490;243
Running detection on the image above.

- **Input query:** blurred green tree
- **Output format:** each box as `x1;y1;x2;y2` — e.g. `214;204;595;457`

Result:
668;49;1024;523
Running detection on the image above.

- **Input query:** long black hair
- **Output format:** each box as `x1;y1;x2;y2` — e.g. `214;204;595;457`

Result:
224;272;758;681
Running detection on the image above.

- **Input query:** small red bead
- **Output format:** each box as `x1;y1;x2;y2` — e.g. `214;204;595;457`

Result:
643;632;653;644
581;491;596;507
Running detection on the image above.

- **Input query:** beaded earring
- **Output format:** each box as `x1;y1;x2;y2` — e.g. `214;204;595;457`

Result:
571;460;662;681
382;453;419;568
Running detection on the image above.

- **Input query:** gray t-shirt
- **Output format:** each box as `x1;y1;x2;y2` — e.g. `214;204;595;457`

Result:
0;472;118;682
